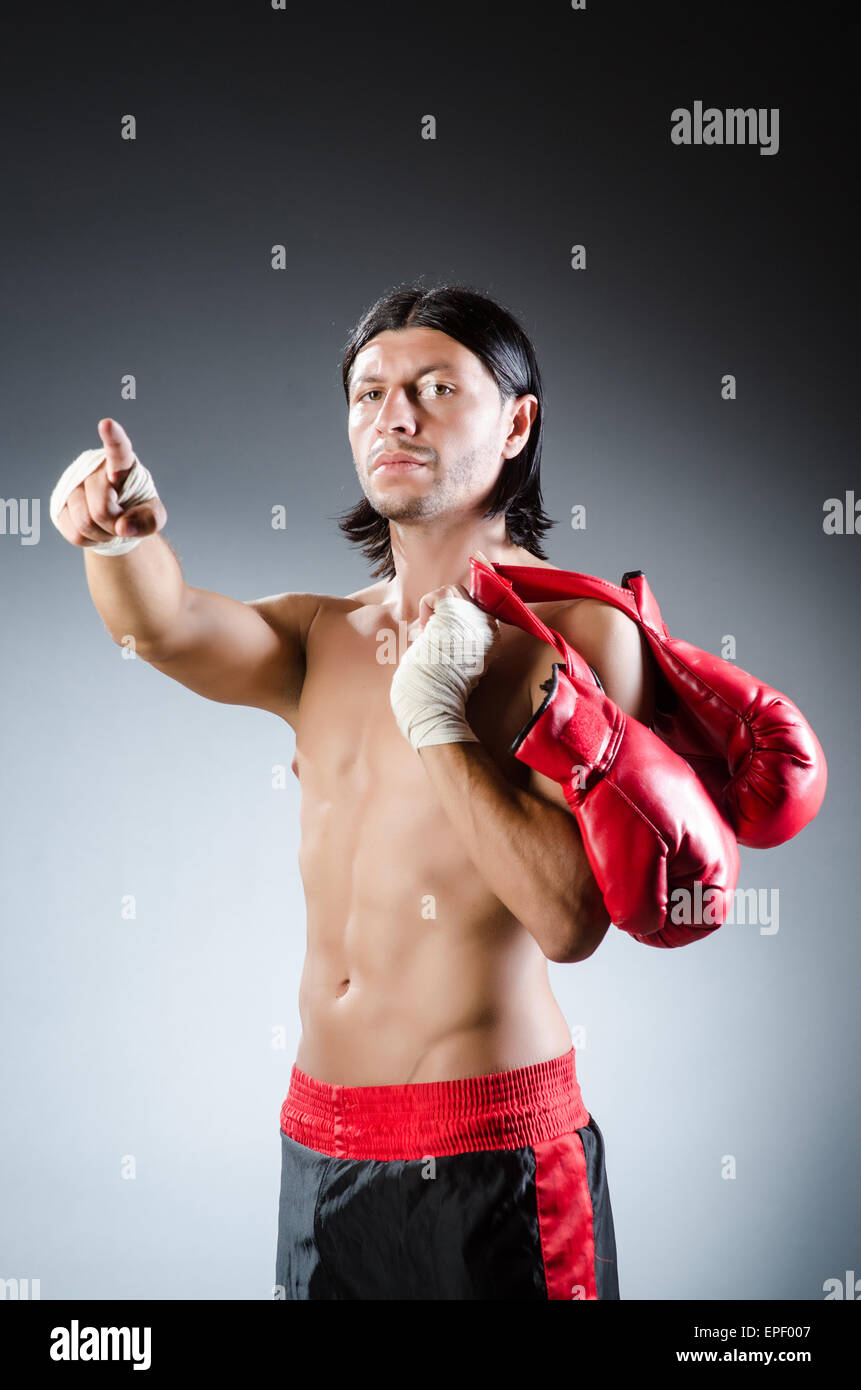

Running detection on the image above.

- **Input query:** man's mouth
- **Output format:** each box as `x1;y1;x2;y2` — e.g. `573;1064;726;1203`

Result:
372;451;430;473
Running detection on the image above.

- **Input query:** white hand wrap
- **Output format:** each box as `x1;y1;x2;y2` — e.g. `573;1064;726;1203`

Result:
389;593;499;749
50;447;159;555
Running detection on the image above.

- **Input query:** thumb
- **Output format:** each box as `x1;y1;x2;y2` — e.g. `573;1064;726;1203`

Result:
115;501;166;539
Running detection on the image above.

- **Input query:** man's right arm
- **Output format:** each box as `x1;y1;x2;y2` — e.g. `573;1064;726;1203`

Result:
84;534;318;727
56;419;316;727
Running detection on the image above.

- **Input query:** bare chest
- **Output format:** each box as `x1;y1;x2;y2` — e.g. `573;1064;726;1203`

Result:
292;602;561;799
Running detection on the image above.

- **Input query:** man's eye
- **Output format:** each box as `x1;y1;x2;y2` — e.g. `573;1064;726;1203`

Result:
358;384;453;402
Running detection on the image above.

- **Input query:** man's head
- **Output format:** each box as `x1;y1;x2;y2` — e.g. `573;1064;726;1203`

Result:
338;283;553;578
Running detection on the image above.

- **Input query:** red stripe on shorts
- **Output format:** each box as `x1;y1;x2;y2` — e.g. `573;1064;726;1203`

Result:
533;1131;598;1300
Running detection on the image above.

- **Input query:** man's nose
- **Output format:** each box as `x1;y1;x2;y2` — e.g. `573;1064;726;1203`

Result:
372;388;418;434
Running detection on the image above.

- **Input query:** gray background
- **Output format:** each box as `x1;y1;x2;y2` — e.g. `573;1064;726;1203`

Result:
1;0;858;1299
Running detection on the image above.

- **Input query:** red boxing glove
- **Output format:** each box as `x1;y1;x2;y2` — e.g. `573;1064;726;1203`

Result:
645;633;826;850
475;563;827;851
516;654;740;947
471;560;740;947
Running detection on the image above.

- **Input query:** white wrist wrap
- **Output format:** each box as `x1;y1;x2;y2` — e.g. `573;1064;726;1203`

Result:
50;447;159;555
389;593;499;750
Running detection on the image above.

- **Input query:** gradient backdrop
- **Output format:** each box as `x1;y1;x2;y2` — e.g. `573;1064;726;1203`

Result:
1;0;858;1300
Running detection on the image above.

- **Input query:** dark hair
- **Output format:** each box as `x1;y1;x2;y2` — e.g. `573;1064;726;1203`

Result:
336;280;554;579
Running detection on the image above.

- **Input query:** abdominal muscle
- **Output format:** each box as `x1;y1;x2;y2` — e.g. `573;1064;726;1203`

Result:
290;600;574;1087
293;804;574;1086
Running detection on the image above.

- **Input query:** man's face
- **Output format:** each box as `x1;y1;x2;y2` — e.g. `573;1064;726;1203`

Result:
347;326;525;524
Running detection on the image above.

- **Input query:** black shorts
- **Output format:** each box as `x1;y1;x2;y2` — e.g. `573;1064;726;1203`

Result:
274;1047;619;1300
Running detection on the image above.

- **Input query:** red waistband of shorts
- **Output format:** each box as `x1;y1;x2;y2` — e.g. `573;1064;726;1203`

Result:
279;1047;590;1160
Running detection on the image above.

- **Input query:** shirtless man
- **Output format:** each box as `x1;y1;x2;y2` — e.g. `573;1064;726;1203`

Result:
51;285;653;1300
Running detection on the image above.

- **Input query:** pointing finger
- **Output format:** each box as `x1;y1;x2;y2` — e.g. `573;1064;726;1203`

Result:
97;418;136;487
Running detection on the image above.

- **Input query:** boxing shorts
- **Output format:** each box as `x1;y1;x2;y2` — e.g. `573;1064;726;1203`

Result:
274;1047;619;1300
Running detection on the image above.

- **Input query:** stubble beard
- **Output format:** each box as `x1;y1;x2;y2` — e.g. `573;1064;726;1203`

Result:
361;445;491;524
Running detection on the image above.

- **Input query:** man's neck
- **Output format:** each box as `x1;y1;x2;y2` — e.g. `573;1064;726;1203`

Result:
383;516;526;623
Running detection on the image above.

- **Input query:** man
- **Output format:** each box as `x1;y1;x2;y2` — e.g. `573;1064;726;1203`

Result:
51;283;655;1300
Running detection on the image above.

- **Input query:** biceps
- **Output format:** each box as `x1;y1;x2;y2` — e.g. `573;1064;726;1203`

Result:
142;588;307;715
556;604;655;725
598;625;654;725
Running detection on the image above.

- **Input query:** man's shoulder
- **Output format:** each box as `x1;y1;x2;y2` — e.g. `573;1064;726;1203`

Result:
344;577;389;605
543;594;634;640
538;595;653;724
249;584;378;625
314;579;389;623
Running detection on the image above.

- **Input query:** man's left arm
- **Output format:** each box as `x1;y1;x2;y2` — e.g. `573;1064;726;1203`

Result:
393;591;653;964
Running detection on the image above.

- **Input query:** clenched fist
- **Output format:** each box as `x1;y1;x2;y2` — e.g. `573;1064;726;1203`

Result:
389;574;500;750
